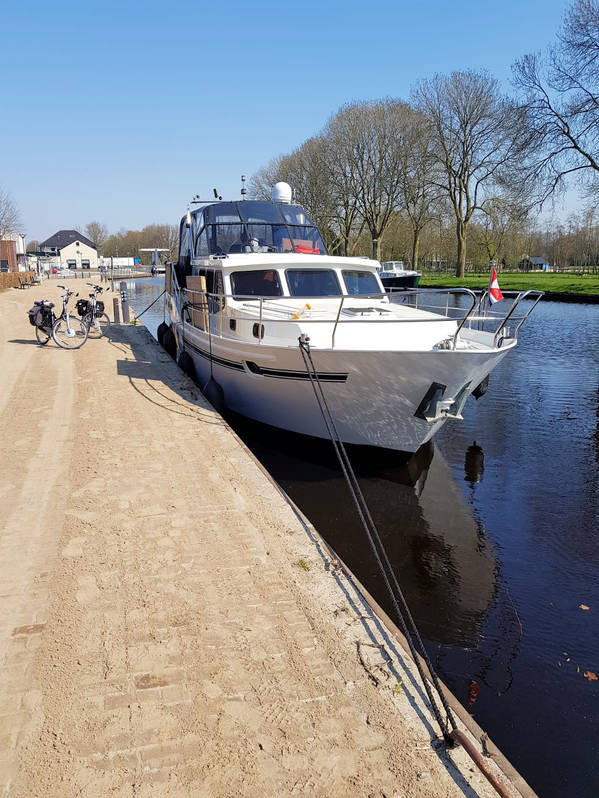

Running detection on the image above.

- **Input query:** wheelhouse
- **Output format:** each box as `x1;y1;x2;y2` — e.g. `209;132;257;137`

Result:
178;200;327;265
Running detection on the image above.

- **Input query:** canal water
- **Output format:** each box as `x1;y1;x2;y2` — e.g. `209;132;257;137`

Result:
127;278;599;798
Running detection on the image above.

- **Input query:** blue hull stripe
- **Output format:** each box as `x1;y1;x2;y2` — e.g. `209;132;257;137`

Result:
183;337;348;383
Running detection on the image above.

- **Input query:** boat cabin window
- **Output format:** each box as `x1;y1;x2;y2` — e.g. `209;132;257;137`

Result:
342;270;381;296
230;270;283;298
286;269;341;297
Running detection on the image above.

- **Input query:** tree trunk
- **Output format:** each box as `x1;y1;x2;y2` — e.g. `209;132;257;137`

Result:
456;220;466;278
411;231;420;272
372;237;380;260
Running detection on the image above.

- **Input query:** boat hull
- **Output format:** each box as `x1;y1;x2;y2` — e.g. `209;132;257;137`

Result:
381;274;420;289
177;323;509;452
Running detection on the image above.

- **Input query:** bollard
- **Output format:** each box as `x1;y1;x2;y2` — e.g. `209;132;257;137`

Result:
113;296;121;324
121;296;130;323
120;281;130;324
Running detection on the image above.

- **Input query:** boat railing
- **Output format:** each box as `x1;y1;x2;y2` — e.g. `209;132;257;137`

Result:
179;286;539;350
468;289;544;347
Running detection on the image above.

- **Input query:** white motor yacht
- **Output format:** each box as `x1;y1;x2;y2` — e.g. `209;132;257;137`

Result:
162;183;541;453
378;261;422;289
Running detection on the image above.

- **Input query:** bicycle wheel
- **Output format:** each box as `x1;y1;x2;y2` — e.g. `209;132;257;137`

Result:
52;316;89;349
35;325;51;345
83;312;111;338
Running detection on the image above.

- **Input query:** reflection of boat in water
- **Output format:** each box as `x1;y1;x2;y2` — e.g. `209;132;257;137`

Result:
230;414;497;648
378;260;421;289
163;182;541;453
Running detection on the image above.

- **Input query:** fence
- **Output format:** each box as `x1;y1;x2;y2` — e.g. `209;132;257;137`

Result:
0;271;36;290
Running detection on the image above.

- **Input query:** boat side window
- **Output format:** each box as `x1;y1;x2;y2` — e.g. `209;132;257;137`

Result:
179;222;193;263
195;227;210;256
286;269;341;297
342;270;381;296
230;270;283;298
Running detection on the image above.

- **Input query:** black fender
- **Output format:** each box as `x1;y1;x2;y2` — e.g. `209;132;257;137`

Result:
162;326;177;360
177;350;196;382
157;321;169;346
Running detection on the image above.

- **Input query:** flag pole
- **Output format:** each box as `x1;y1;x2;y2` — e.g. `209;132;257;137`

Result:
485;260;494;317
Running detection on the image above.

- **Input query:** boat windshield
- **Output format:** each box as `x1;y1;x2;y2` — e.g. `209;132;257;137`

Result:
194;201;327;256
286;269;341;297
342;270;380;295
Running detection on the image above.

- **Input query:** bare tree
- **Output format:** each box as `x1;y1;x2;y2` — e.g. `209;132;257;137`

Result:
141;224;179;262
323;108;367;255
250;144;340;251
0;186;21;240
248;157;284;200
514;0;599;203
397;108;439;269
85;221;109;249
415;71;528;277
278;138;338;250
340;100;410;260
474;196;530;265
102;224;179;262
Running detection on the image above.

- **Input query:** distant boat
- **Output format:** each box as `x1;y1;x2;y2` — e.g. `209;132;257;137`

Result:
378;261;421;289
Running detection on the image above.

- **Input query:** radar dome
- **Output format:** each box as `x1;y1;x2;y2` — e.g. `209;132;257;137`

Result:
272;182;292;204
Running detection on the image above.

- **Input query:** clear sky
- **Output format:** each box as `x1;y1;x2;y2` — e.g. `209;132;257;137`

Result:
2;0;571;240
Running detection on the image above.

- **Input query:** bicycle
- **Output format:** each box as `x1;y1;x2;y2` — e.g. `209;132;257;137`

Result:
77;283;111;338
29;285;89;349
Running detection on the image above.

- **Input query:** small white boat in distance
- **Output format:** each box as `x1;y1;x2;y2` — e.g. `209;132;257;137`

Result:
162;183;541;453
378;261;421;289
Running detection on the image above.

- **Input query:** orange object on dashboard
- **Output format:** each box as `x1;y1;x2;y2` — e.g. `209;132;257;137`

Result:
295;244;320;254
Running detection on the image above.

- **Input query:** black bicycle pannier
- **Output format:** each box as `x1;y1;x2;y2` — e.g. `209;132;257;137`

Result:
28;303;42;327
76;299;89;317
40;305;53;328
96;300;105;314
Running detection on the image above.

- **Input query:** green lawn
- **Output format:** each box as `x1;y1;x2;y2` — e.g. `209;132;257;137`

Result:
419;272;599;296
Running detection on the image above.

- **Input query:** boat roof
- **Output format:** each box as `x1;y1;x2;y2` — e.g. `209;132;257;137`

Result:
192;253;379;272
189;200;312;227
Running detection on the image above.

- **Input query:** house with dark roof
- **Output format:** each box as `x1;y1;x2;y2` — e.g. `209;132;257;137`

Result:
39;230;98;271
518;256;550;272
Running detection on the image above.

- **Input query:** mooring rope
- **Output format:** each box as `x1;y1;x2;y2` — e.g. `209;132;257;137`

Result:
132;289;166;320
298;334;458;744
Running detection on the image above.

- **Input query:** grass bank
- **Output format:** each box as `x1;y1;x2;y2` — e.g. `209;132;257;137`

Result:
419;272;599;296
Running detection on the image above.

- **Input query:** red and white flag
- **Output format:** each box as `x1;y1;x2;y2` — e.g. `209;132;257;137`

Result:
489;267;504;304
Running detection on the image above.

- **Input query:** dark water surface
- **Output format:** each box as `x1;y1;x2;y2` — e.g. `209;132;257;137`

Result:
129;279;599;798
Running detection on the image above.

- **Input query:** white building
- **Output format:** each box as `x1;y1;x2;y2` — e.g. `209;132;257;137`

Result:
38;230;98;271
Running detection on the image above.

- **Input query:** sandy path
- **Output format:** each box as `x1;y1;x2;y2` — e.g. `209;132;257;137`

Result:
0;282;518;797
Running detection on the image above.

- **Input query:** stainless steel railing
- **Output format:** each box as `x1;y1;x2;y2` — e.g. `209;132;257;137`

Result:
177;285;540;350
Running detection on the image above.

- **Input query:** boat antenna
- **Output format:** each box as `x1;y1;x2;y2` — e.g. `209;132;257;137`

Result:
213;188;222;200
241;175;247;200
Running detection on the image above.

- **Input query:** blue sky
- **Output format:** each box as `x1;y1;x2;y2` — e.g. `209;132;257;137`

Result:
2;0;571;240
